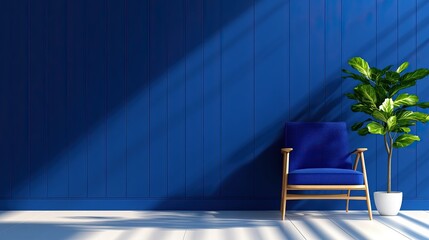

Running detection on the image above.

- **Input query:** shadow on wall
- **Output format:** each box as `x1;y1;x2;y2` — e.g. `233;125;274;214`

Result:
3;0;344;210
149;60;366;211
0;0;291;206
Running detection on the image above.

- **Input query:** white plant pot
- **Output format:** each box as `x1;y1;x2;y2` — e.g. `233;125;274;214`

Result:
374;191;403;216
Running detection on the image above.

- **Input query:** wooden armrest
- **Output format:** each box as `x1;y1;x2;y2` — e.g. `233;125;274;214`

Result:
281;148;293;153
353;148;367;154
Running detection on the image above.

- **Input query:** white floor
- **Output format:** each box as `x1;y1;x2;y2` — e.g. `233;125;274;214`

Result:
0;210;428;240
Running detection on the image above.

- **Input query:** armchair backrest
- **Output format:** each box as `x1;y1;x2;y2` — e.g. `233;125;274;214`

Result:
284;122;352;171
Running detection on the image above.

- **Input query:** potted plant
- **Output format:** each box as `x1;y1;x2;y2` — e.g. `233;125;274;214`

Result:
343;57;429;215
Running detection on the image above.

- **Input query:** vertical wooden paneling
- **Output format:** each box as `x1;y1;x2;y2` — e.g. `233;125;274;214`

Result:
126;0;150;197
46;0;68;198
254;0;289;198
289;0;310;121
203;0;222;198
221;0;254;197
342;0;375;120
416;0;429;198
185;0;204;198
149;0;168;198
376;0;399;193
309;0;325;121
0;1;11;198
342;0;377;120
29;0;47;198
341;0;378;206
320;0;342;208
106;0;126;197
398;0;418;198
9;0;29;198
167;0;186;198
324;0;342;121
67;0;88;197
86;0;107;197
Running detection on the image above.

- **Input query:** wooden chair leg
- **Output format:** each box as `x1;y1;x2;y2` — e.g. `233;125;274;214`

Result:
346;189;351;212
282;190;287;220
360;152;373;220
280;152;289;220
280;174;287;220
365;186;373;220
280;180;285;213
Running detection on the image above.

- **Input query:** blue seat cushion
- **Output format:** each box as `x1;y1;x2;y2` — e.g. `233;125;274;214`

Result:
288;168;363;185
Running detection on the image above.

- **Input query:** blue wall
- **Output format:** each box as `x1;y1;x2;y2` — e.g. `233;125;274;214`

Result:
1;0;429;210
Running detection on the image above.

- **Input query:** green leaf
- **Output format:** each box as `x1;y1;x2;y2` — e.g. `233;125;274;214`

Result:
402;127;411;133
396;120;416;128
386;71;400;83
357;127;369;136
354;84;377;107
372;110;388;122
345;93;357;100
370;67;383;82
375;65;394;83
392;127;411;133
393;134;420;148
416;102;429;108
351;103;365;112
397;110;414;120
374;86;389;106
342;69;371;83
387;116;397;130
348;57;371;78
351;103;373;114
351;118;372;131
382;65;393;72
351;122;363;131
401;68;429;82
396;62;409;73
396;111;429;123
379;98;394;114
394;93;419;107
367;122;386;135
411;112;429;123
389;80;416;97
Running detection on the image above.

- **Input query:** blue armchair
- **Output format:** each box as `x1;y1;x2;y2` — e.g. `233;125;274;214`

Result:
280;122;372;220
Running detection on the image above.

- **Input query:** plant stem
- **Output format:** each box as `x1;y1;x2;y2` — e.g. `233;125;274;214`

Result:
388;132;394;193
384;133;393;193
384;134;390;155
387;148;392;193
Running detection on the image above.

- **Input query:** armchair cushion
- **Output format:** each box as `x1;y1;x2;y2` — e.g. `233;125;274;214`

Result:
288;168;363;185
284;122;353;171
